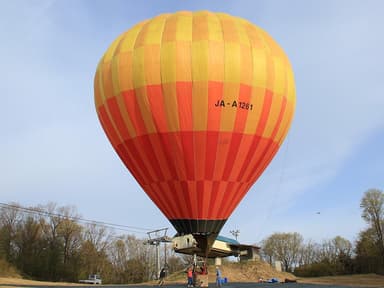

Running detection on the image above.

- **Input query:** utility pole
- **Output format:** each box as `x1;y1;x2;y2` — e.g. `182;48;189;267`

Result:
146;228;172;279
230;229;240;241
230;229;240;262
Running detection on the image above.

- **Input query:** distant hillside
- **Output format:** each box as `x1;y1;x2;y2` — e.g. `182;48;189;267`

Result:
0;258;20;278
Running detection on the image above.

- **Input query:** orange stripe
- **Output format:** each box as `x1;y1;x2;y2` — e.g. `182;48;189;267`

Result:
209;181;227;219
146;183;173;218
122;90;146;136
233;84;252;132
101;62;114;99
249;142;279;184
171;181;190;218
270;96;287;140
212;132;232;180
205;131;219;180
192;13;208;41
194;132;207;181
161;132;187;180
222;133;243;181
181;131;194;180
222;182;247;218
147;134;172;180
147;85;168;132
125;138;156;183
202;181;212;218
176;82;193;131
255;90;273;136
207;81;223;131
244;138;272;182
98;106;120;147
228;135;254;181
106;97;130;141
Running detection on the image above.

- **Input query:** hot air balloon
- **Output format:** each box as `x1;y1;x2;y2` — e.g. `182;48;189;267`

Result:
94;11;295;257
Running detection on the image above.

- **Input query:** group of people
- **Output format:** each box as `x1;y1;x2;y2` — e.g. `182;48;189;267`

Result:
158;263;224;287
186;265;222;287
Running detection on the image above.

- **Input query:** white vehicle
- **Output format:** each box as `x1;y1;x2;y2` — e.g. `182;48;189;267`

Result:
79;274;102;284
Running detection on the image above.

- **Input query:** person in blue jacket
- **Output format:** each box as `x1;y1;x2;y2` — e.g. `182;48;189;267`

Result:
215;266;222;287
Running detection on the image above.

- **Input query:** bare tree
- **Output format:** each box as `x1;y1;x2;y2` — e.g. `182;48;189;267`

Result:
360;189;384;257
261;232;303;271
0;203;22;262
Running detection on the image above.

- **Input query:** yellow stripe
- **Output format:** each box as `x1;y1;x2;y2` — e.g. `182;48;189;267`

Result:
286;63;296;103
94;67;102;108
240;44;252;86
176;42;192;82
207;12;223;41
235;18;251;47
118;22;146;53
132;47;146;88
208;41;224;82
192;41;208;82
161;42;176;83
118;51;134;91
175;12;192;41
103;33;125;63
272;57;286;95
144;15;167;45
224;42;241;83
144;45;161;86
111;56;120;96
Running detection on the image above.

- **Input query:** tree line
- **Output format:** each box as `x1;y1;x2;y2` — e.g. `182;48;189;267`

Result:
0;202;186;283
260;189;384;276
0;188;383;282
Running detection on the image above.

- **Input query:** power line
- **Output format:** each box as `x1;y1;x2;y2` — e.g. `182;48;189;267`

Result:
0;202;156;234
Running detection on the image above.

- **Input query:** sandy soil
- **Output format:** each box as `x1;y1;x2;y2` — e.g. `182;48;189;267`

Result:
0;277;84;287
1;274;384;287
297;274;384;287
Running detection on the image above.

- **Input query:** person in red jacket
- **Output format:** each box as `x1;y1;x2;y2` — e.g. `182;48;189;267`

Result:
187;267;193;287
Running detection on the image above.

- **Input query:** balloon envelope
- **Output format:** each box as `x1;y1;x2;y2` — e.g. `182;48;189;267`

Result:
94;11;295;240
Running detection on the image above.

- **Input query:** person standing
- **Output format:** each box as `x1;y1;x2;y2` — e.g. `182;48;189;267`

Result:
215;266;222;287
187;267;193;287
158;267;166;286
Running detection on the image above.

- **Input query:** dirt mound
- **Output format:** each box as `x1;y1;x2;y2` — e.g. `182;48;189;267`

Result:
166;260;295;284
210;261;295;283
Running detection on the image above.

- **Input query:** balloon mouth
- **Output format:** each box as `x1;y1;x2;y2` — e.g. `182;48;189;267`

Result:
170;219;226;235
170;219;226;256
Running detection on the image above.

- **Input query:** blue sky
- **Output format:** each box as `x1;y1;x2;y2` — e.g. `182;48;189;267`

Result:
1;0;383;245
